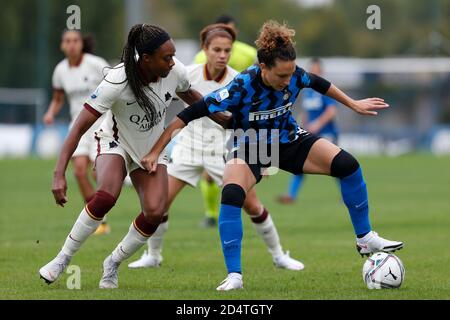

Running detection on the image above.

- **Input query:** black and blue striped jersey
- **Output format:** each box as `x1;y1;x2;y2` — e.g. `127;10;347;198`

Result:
202;64;329;144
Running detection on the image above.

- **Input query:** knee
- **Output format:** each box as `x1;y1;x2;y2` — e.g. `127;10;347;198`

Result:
221;183;246;208
142;201;166;224
243;200;261;216
330;150;360;178
86;190;117;219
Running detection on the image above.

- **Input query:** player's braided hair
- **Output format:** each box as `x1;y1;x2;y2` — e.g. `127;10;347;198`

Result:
199;23;236;48
121;24;171;126
255;20;296;68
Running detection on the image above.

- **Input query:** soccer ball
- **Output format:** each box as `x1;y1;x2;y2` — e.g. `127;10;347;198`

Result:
362;252;405;289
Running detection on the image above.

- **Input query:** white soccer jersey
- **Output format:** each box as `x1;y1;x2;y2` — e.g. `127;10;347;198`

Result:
84;57;190;169
176;64;238;153
52;53;109;122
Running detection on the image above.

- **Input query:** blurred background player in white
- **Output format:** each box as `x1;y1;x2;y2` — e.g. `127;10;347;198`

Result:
128;23;303;271
39;24;207;289
194;14;258;228
278;57;339;204
42;30;111;235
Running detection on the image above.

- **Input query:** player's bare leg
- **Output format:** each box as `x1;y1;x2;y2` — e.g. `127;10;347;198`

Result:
91;165;111;235
128;174;186;269
39;154;126;284
100;165;168;288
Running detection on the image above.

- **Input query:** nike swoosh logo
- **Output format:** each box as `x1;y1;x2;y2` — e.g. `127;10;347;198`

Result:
355;200;368;209
69;234;81;243
126;101;136;105
252;100;263;105
223;239;239;245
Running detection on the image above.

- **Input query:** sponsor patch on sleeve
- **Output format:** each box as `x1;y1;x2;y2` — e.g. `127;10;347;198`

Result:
215;88;229;102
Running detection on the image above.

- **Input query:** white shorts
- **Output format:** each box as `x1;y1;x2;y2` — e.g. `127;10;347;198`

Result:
167;143;226;187
95;135;169;175
72;125;97;161
71;115;105;161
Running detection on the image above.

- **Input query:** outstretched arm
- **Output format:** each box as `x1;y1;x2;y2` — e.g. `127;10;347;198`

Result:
325;84;388;115
306;72;389;115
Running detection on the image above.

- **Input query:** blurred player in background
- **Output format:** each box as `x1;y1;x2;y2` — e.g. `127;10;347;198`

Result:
143;20;404;291
278;57;339;204
128;23;303;271
194;14;258;228
42;30;111;235
39;24;206;289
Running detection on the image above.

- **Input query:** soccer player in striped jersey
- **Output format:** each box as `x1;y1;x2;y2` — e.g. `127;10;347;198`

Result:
39;24;207;289
142;20;404;291
43;30;111;235
128;23;303;271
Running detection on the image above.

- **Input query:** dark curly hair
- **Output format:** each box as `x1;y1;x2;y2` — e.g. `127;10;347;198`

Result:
255;20;296;68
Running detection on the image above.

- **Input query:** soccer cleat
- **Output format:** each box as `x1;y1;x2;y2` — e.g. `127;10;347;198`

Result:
127;251;162;269
94;223;111;235
99;255;121;289
273;251;305;271
356;231;404;257
216;273;243;291
39;252;71;284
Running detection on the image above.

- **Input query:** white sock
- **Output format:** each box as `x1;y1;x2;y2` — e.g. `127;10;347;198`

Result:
61;207;102;257
253;213;284;259
111;223;148;263
148;221;168;258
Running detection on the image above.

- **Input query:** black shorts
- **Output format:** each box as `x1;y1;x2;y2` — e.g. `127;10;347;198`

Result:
227;131;321;183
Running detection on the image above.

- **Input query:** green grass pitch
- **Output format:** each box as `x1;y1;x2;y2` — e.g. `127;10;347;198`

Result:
1;154;449;299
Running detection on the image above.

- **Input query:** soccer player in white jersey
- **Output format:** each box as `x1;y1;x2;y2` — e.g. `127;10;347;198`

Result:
43;30;111;235
39;24;209;289
128;23;304;271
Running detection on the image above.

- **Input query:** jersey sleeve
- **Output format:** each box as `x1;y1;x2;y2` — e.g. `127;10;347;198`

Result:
203;75;244;113
173;58;191;93
91;56;110;84
296;67;331;94
52;64;63;90
95;56;110;75
84;78;122;117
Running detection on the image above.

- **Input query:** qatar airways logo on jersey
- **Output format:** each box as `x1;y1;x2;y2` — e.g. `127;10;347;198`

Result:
129;108;167;131
248;102;293;121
